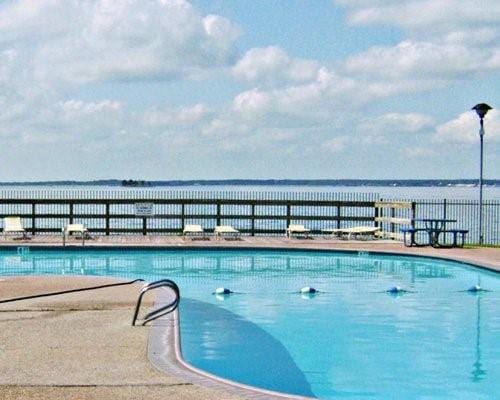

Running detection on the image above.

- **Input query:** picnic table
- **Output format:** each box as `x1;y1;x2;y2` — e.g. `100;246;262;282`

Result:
417;219;456;247
401;218;468;248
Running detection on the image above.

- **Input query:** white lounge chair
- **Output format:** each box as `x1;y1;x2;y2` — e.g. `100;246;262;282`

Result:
62;223;90;245
321;228;344;238
322;226;380;240
342;226;380;240
286;224;310;238
214;225;240;240
2;217;28;239
183;224;206;240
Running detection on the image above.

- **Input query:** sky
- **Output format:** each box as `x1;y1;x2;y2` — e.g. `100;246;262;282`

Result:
0;0;499;181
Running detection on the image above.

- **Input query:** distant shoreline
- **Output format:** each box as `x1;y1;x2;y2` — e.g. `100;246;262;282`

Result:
0;179;498;187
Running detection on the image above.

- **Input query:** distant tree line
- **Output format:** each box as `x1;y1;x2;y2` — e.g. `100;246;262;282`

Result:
121;180;152;187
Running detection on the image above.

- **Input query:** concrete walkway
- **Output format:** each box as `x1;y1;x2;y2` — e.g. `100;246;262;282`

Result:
0;276;243;400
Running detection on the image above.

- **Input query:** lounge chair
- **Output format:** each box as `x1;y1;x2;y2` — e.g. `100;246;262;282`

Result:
286;224;310;238
62;223;91;245
2;217;28;239
321;228;344;238
183;224;206;240
214;225;240;240
322;226;380;240
342;226;380;240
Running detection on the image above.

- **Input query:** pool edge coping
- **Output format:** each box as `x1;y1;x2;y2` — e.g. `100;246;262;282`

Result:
1;242;498;273
147;288;316;400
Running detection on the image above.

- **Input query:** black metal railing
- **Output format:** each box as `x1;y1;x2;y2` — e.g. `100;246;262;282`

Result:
0;190;498;244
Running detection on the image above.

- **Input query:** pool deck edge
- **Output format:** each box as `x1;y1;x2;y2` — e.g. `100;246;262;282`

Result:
1;236;498;272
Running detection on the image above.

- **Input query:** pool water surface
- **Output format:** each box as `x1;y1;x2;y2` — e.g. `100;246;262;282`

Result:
1;248;499;399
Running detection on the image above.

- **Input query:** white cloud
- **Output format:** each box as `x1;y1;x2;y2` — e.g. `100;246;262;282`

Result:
434;109;500;143
18;99;126;146
323;136;349;153
402;146;437;158
343;40;499;80
229;65;443;132
358;113;435;134
59;100;122;114
231;82;332;129
143;104;212;127
0;0;240;87
337;0;500;36
336;0;500;86
232;46;320;85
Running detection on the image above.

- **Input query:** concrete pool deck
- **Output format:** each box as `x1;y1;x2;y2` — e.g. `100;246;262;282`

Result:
0;237;498;399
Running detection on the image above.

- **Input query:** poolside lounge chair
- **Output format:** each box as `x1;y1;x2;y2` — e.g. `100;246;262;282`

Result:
214;225;240;240
183;224;206;240
2;217;28;240
342;226;380;240
286;224;311;239
322;226;380;240
321;228;344;238
62;224;91;245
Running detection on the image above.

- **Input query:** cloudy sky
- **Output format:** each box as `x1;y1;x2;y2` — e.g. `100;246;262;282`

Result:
0;0;499;181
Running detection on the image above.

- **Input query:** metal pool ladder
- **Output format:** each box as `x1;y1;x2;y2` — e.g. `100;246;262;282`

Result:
132;279;180;326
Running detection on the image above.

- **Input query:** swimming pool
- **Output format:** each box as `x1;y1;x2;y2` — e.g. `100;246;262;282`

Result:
1;248;498;399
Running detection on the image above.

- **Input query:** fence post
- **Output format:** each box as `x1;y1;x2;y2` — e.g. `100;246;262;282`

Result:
443;198;447;230
105;202;110;236
181;203;185;234
378;198;383;234
411;202;416;229
374;202;379;229
336;205;341;229
216;200;221;226
31;203;36;235
142;218;147;236
251;203;255;236
390;204;395;237
69;202;74;224
286;202;291;228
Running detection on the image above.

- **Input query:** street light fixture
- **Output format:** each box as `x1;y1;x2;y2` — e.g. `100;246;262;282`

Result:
471;103;492;245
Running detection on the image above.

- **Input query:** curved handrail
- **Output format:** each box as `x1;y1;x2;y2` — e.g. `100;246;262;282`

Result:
132;279;180;326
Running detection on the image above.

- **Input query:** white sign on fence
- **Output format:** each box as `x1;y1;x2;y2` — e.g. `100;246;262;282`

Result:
134;202;154;217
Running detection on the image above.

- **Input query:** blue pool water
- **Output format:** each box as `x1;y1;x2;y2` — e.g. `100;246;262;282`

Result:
1;248;499;399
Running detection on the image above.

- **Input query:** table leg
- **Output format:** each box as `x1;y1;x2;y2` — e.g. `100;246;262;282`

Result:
429;230;441;248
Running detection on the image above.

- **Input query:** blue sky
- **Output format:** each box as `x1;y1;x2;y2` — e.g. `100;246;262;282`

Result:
0;0;499;181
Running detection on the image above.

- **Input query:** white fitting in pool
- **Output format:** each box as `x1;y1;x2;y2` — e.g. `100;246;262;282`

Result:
387;286;403;293
468;285;482;292
215;287;232;295
300;287;317;294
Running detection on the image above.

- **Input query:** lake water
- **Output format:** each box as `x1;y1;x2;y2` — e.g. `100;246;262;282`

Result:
0;184;499;200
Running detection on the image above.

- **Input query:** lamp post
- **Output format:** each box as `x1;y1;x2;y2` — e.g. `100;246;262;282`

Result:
471;103;492;245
